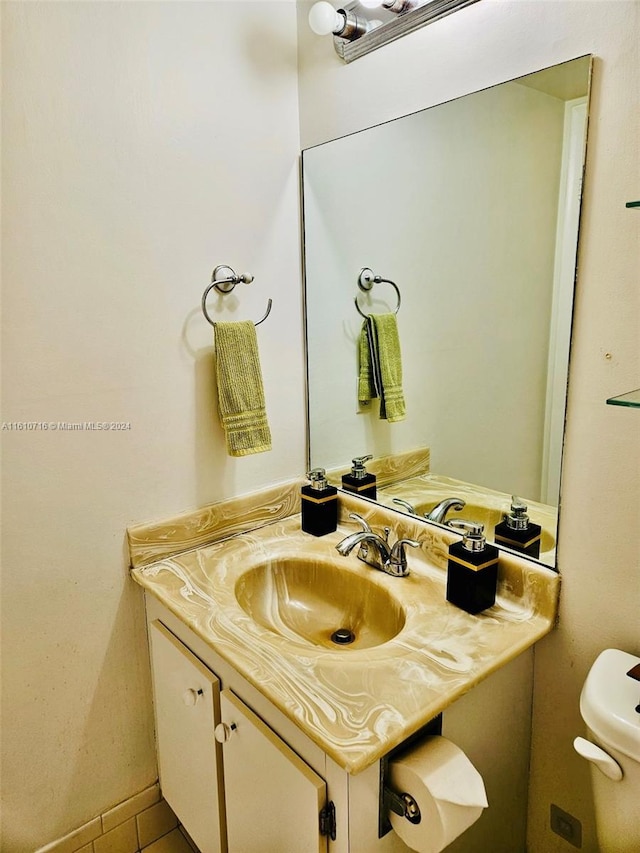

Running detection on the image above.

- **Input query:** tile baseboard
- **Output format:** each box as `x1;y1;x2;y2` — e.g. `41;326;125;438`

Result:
34;784;186;853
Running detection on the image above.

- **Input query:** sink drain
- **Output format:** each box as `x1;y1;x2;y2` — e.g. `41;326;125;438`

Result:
331;628;356;646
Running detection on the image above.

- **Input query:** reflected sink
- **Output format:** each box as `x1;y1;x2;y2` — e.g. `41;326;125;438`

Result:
416;501;556;553
235;557;406;650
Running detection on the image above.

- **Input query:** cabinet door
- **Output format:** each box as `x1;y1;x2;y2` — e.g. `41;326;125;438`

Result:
220;689;328;853
149;620;226;853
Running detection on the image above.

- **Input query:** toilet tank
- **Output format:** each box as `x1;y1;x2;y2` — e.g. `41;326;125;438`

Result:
578;648;640;853
580;648;640;762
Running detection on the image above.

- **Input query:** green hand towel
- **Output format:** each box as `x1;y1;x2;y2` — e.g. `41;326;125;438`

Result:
214;320;272;457
358;314;406;422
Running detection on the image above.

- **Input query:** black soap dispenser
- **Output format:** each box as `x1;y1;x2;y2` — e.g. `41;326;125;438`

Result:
446;521;499;614
341;454;377;499
301;468;338;537
494;496;542;559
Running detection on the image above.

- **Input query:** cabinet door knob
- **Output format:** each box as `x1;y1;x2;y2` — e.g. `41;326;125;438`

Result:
214;722;237;743
182;688;204;706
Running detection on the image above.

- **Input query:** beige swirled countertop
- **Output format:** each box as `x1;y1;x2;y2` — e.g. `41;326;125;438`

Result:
130;486;559;775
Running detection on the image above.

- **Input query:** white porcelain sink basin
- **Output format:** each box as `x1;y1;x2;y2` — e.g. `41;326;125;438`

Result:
235;557;406;650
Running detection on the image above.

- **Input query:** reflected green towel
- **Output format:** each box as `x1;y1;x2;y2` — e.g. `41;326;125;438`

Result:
358;314;405;422
214;321;272;457
358;320;376;405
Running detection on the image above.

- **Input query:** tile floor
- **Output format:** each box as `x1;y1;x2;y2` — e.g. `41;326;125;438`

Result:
143;829;194;853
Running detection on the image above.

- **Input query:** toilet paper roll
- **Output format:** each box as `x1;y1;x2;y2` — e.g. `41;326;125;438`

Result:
388;735;488;853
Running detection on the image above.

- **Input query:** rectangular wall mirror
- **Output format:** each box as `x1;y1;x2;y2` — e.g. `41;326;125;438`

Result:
302;55;592;569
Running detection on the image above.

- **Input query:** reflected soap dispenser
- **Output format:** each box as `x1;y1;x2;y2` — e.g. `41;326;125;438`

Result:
301;468;338;537
494;496;542;559
446;521;499;614
341;454;377;499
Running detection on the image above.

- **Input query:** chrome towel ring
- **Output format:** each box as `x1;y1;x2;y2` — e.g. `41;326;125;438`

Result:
202;265;273;327
354;267;401;318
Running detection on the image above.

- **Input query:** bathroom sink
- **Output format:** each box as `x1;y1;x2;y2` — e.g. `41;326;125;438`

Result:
131;505;561;775
235;557;406;650
416;501;556;552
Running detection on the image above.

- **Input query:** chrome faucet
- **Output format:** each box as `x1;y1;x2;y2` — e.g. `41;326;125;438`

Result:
424;497;465;524
336;513;419;577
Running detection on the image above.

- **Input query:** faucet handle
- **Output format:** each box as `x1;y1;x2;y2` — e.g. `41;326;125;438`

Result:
391;537;420;554
392;498;417;514
388;538;419;577
348;512;372;533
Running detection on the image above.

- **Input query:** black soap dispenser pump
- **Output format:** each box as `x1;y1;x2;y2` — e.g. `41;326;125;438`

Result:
301;468;338;536
341;454;377;499
494;496;542;559
446;521;499;614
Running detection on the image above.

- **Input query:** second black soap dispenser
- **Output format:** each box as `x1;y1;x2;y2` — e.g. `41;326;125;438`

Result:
301;468;338;537
494;496;542;559
341;454;377;499
446;521;499;614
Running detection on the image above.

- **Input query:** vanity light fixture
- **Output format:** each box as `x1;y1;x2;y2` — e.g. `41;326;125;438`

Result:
308;0;481;63
359;0;417;11
308;1;375;40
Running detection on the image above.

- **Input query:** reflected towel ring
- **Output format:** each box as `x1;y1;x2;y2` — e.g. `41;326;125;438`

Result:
354;267;401;318
202;264;273;327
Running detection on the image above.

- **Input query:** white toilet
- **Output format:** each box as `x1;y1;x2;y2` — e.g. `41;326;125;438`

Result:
574;648;640;852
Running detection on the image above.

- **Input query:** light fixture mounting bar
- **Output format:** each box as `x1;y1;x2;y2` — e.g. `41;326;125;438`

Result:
334;0;480;62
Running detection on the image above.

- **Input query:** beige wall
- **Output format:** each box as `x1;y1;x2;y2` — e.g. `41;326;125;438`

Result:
1;2;302;849
297;1;639;851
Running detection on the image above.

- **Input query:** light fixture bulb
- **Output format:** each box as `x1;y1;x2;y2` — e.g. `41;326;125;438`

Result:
308;2;344;36
359;0;383;7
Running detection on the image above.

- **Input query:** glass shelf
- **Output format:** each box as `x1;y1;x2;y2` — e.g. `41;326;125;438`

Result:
607;205;640;403
606;388;640;408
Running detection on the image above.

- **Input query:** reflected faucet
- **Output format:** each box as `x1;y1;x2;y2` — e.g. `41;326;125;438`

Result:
336;513;419;577
424;497;465;524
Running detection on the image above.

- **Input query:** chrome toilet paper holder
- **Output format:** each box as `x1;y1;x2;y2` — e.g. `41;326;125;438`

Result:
379;713;442;838
384;786;422;824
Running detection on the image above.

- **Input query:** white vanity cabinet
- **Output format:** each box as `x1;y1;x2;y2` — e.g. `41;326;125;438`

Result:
148;620;226;853
145;597;533;853
148;616;331;853
219;688;328;852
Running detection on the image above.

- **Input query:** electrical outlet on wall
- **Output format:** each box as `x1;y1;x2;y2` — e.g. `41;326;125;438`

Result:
550;804;582;848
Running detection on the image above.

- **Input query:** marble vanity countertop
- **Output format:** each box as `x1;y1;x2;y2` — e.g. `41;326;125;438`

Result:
131;505;559;775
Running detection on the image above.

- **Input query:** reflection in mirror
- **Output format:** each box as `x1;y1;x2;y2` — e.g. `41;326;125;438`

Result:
302;56;592;568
